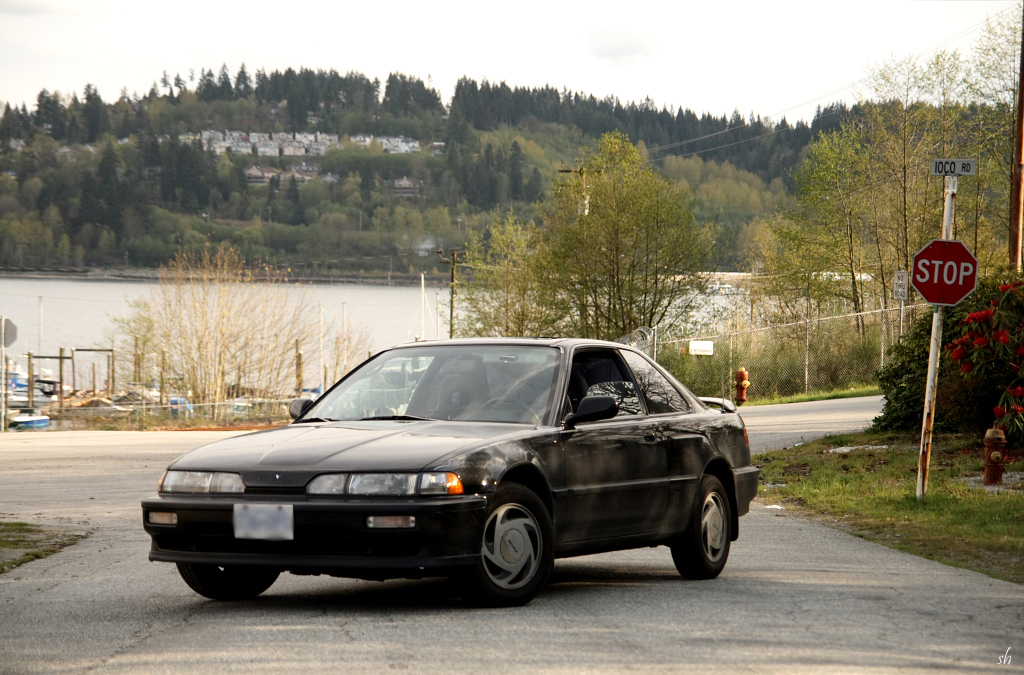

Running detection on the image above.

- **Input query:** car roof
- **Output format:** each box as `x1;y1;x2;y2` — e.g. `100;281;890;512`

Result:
385;337;638;352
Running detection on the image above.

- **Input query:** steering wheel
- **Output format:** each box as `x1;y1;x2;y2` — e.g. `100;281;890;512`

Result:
478;397;542;425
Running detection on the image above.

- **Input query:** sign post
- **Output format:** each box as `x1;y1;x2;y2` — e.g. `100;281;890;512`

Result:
912;173;979;499
0;317;16;433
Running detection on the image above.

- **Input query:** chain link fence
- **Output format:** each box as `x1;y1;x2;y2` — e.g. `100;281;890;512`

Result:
48;398;293;430
646;305;929;402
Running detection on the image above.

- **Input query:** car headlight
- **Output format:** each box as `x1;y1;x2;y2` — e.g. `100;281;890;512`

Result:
307;474;348;494
160;470;244;494
348;473;418;496
419;472;464;495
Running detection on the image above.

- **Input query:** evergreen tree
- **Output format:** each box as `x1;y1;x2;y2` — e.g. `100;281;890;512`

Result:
217;64;234;100
509;141;524;201
82;84;108;143
196;69;217;102
234;64;252;99
287;175;300;204
0;104;19;142
525;167;543;203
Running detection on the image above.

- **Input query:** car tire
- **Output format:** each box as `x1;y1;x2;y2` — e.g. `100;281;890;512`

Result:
176;562;280;600
670;474;731;580
455;482;554;607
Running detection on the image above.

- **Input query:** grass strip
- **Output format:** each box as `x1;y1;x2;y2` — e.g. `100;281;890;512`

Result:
0;521;91;573
745;385;880;406
757;431;1024;583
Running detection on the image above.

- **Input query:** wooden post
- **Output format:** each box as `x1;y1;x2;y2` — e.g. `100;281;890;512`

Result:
295;339;303;396
450;249;458;338
110;349;116;397
160;346;166;406
334;337;341;381
1;316;6;432
58;346;64;409
71;349;76;392
27;351;34;408
92;362;97;396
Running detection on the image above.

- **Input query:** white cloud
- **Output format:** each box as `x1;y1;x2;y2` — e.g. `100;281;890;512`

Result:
588;26;662;66
0;0;47;15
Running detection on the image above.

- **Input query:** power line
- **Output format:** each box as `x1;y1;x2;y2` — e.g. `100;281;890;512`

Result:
644;5;1016;164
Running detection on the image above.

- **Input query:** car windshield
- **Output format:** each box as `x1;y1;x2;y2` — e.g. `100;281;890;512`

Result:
305;344;560;424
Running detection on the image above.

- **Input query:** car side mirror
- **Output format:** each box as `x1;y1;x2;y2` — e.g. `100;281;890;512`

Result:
564;396;618;429
289;398;314;420
699;397;737;413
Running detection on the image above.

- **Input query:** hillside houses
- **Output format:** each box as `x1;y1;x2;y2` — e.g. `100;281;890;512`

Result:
244;163;318;186
392;176;423;198
180;130;349;157
174;130;425;158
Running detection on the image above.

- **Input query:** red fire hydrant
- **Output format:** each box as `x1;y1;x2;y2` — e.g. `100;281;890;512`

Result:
983;426;1006;485
735;367;750;406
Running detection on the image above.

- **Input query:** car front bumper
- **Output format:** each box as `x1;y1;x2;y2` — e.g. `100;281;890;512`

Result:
141;494;489;576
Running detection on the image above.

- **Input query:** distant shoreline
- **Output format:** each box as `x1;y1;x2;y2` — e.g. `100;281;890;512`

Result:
0;268;448;287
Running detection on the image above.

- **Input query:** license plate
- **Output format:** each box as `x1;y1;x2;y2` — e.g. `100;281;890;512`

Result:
233;503;294;541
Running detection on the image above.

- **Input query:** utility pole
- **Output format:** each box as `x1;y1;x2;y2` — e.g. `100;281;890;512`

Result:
438;248;464;339
1011;1;1024;271
558;166;590;215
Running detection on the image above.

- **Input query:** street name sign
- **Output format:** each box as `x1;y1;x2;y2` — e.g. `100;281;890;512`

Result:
930;159;976;176
911;240;978;306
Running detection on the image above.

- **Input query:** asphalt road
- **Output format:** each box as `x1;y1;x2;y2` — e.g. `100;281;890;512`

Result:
0;403;1020;674
740;395;885;453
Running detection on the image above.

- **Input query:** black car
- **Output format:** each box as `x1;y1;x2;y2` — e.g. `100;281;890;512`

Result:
142;338;758;606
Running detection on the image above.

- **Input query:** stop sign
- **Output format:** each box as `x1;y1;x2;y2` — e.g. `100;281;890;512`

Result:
912;239;978;306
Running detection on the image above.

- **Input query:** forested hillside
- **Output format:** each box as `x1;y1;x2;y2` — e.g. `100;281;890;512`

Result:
0;64;855;275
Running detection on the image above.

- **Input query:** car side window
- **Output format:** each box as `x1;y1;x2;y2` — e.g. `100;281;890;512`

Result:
621;351;691;414
567;350;643;417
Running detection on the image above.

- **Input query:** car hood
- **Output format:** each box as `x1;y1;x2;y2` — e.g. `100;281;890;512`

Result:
169;420;531;478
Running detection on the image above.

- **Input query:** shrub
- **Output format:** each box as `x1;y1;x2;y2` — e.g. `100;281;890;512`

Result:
947;279;1024;444
873;275;1021;443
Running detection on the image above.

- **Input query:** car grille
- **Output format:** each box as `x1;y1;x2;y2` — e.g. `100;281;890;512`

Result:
244;486;307;496
154;522;421;557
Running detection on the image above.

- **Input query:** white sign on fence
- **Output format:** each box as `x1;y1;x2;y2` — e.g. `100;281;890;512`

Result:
893;270;909;301
688;340;714;356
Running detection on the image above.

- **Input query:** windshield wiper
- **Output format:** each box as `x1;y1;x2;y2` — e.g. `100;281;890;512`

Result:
359;415;432;421
294;417;334;423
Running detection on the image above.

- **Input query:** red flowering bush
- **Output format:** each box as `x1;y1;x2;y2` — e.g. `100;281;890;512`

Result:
947;279;1024;441
876;275;1024;441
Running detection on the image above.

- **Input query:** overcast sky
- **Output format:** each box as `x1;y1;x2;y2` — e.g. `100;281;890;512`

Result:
0;0;1017;124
